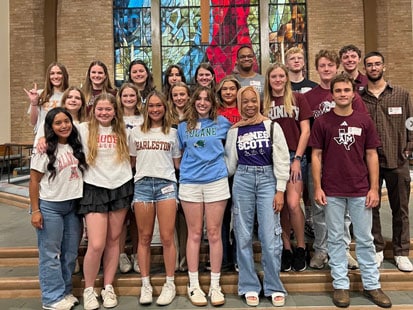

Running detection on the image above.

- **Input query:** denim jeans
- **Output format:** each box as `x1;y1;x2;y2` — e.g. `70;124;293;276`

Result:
36;199;81;305
324;196;380;290
232;165;286;296
308;163;352;254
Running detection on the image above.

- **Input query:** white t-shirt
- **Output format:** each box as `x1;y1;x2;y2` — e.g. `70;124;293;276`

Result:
30;143;83;201
124;115;143;133
78;123;132;189
27;91;63;133
129;126;181;182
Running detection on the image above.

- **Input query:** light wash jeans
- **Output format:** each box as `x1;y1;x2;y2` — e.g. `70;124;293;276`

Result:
308;163;352;254
324;196;380;290
36;199;81;305
232;165;286;296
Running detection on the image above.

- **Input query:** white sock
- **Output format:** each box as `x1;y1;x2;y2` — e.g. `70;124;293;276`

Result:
141;276;150;287
166;276;175;285
188;271;199;288
210;272;220;288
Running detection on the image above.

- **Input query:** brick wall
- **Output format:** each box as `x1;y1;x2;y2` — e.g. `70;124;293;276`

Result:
9;0;413;143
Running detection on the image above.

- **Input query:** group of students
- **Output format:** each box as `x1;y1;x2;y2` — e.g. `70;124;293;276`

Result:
26;44;399;310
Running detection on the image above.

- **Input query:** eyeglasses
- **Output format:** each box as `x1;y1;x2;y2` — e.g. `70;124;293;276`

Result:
365;62;383;68
238;55;254;60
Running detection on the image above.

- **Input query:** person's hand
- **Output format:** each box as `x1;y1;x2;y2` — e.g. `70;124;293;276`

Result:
289;160;302;183
24;83;39;106
314;188;327;206
273;191;284;213
36;137;47;154
31;211;43;229
365;189;379;208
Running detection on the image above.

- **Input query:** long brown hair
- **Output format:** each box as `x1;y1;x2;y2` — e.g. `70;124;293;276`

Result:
183;86;218;131
39;62;69;105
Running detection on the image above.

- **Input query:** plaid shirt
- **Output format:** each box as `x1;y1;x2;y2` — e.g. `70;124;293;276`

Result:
361;82;413;169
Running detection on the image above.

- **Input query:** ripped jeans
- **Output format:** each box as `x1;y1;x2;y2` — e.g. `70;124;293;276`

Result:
36;199;81;305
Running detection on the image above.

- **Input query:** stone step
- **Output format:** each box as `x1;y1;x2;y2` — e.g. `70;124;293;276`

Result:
1;238;412;267
1;292;413;309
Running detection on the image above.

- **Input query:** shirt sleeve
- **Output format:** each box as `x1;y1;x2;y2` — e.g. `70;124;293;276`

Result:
268;121;290;192
224;128;238;177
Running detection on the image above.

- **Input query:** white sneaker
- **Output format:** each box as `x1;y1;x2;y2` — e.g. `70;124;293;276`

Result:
83;287;99;310
209;285;225;306
139;284;153;305
64;294;79;306
42;298;73;310
156;282;176;306
375;251;384;268
101;284;118;308
187;285;207;306
346;251;359;269
119;253;132;273
131;254;141;273
310;251;328;269
394;256;413;272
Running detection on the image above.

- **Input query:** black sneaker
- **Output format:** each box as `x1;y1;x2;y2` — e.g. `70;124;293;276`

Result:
293;247;307;272
281;249;293;272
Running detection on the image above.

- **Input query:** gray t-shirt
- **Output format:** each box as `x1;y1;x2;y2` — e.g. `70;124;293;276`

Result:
234;73;265;100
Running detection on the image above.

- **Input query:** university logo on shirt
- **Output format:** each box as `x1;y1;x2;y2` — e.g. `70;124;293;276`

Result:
314;100;335;119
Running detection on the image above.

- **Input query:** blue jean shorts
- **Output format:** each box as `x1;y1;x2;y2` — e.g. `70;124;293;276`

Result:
133;177;177;203
289;151;307;182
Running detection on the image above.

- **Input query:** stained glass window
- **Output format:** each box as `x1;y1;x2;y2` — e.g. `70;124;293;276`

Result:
113;0;308;86
268;0;307;64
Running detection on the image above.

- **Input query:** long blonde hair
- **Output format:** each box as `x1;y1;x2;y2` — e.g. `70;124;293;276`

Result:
263;63;295;117
87;93;129;165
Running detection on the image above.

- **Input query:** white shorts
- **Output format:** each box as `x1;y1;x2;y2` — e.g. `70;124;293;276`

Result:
179;177;230;203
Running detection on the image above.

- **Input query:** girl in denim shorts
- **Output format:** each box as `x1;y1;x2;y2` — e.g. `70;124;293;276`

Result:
129;91;181;306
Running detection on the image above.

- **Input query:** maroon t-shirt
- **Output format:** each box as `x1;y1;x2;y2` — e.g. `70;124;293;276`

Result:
304;85;368;119
309;110;381;197
268;92;312;151
218;106;241;125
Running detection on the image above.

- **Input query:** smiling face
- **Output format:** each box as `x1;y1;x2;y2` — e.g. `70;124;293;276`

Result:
332;81;354;109
340;50;360;74
121;87;138;111
52;112;73;144
94;99;116;127
147;95;165;127
195;90;212;118
220;81;238;107
269;67;288;96
49;65;64;89
240;89;259;119
171;86;189;110
63;90;83;116
196;68;214;87
237;47;255;72
89;65;106;89
130;63;148;86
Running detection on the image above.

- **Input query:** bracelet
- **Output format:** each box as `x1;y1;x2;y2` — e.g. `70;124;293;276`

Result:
31;209;41;214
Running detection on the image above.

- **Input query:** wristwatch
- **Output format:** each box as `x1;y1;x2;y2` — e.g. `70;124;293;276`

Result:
293;155;303;162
